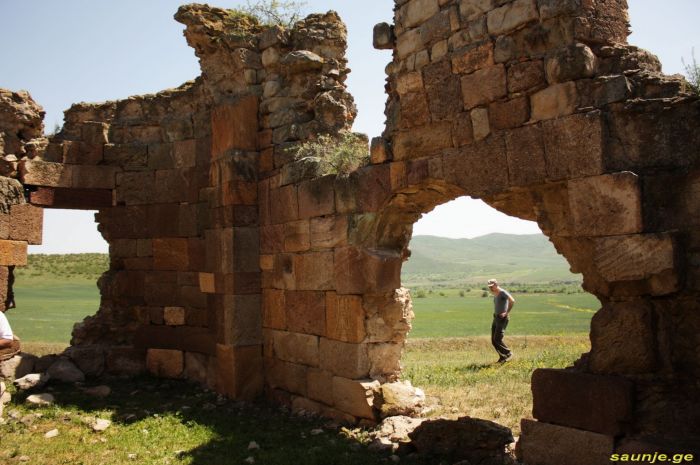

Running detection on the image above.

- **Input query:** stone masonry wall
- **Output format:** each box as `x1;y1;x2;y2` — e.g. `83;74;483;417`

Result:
2;1;700;462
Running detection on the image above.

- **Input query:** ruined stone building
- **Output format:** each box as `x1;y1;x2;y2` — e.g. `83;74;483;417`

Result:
1;0;699;463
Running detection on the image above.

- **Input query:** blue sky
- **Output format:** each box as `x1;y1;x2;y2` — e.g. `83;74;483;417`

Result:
1;1;698;252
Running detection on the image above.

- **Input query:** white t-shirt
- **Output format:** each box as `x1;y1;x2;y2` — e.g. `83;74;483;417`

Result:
0;312;13;340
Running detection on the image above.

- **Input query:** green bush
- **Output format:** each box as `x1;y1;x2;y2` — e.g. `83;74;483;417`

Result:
459;290;465;297
292;132;369;177
415;290;426;298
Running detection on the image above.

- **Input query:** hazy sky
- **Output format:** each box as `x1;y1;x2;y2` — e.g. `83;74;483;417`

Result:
1;1;698;252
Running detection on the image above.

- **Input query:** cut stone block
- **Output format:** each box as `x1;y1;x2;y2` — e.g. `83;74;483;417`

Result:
332;376;379;420
518;419;614;465
146;348;184;378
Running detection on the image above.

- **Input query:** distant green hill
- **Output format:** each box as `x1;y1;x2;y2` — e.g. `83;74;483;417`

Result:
403;233;578;286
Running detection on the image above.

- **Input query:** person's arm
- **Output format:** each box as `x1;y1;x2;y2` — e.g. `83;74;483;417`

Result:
506;294;515;314
0;338;14;349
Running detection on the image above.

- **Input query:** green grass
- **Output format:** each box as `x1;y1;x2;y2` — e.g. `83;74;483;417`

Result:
1;377;397;465
408;288;598;338
10;278;101;344
403;335;590;435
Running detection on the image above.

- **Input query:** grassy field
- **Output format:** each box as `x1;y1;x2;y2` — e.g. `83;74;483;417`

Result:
408;288;598;338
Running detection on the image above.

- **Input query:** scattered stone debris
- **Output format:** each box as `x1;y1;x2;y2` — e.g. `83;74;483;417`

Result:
92;418;112;432
26;393;55;406
13;373;50;391
244;457;255;464
44;428;59;438
247;441;260;450
378;381;426;418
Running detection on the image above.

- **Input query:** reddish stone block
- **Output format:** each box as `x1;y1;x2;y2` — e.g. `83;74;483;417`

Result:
259;147;274;173
407;158;430;186
153;238;189;271
232;227;259;272
264;357;308;396
263;288;286;330
219;181;258;206
452;41;494;75
9;204;43;245
116;172;154;205
258;129;273;149
285;290;326;336
103;143;148;169
531;368;634;436
146;349;184;378
147;204;181;237
216;344;263;400
309;216;348;249
284;220;310;252
71;165;119;189
30;187;113;210
451;111;475;147
326;292;366;343
164;307;186;326
294;251;334;290
393;122;452;161
64;141;104;165
358;164;392;212
443;135;509;195
320;338;370;378
211;96;259;157
370;137;390;164
188;238;206;271
270;185;298;223
389;162;407;190
214;294;262;346
489;96;530;130
260;224;284;254
507;59;546;93
155;169;190;204
542;111;604;181
399;92;431;128
504;124;547;187
518;419;614;465
0;240;27;266
298;176;335;219
334;247;401;294
232;205;258;227
460;65;507;109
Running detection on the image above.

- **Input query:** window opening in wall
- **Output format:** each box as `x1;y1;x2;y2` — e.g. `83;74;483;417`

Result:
11;209;108;356
400;196;598;436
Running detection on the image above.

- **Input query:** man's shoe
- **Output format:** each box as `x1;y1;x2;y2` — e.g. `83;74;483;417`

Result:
502;353;513;362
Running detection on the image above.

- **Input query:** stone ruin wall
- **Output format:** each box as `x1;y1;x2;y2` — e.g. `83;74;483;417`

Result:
1;0;700;463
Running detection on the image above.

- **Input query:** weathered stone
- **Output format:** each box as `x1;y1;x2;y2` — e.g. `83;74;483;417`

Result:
531;369;634;435
542;111;603;181
504;124;547;187
518;419;614;465
0;353;37;379
507;60;545;93
285;290;326;336
567;172;642;236
546;44;597;84
332;377;379;420
594;233;676;283
47;358;85;383
531;82;578;122
18;159;72;187
13;373;50;390
489;96;529;130
8;204;43;244
459;0;495;22
379;380;425;418
307;368;334;405
216;344;263;400
398;0;440;29
320;338;370;378
164;306;186;326
146;348;183;378
0;240;27;266
486;0;538;35
272;330;319;366
26;393;55;406
396;28;423;59
373;22;394;50
393;122;452;161
460;65;507;109
280;51;324;74
452;42;494;75
326;292;366;343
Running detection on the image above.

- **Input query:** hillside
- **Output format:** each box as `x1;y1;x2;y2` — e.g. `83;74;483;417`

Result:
403;233;578;285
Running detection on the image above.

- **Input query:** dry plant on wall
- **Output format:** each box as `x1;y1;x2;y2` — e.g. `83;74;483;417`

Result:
292;132;370;177
683;48;700;95
234;0;308;28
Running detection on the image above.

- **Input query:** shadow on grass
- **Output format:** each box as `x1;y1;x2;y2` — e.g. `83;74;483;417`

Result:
459;362;494;373
8;376;430;465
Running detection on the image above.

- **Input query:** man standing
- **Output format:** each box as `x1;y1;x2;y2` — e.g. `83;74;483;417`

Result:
488;279;515;363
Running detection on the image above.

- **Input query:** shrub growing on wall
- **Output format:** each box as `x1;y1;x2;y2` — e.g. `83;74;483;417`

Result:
292;132;370;177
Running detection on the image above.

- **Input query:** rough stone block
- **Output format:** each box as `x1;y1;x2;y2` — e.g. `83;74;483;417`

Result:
531;82;578;122
146;348;184;378
452;42;494;75
443;135;508;195
332;377;379;420
211;96;259;156
263;288;286;330
184;352;208;385
396;72;423;94
504;124;547;187
400;92;431;128
531;368;634;436
0;240;27;266
284;220;310;252
298;176;335;219
423;60;463;121
460;65;507;109
373;22;394;50
164;306;186;326
545;44;597;84
310;216;348;249
589;301;657;374
217;344;263;400
272;330;320;366
489;96;529;130
285;290;326;336
216;294;262;346
264;357;307;396
487;0;538;35
396;28;423;59
334;247;402;295
9;204;43;245
568;172;642;236
71;165;119;189
307;368;334;405
594;233;675;283
270;185;298;224
398;0;440;29
419;9;451;46
326;292;366;343
459;0;494;22
103;144;148;169
18;159;72;187
199;273;216;293
153;238;189;271
542;111;604;181
294;251;334;290
507;60;546;93
320;338;370;378
521;419;616;465
393;123;452;161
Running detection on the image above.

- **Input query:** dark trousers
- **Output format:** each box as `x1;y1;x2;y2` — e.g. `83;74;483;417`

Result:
491;315;511;359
